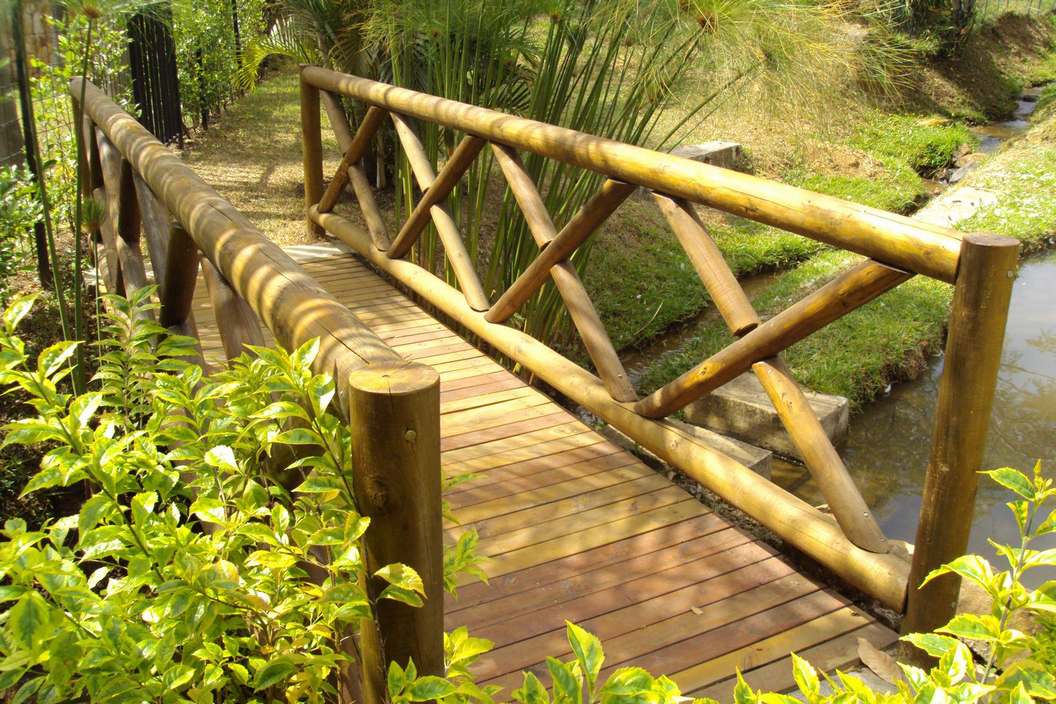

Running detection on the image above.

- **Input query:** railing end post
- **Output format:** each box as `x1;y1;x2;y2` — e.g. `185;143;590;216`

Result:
902;231;1019;644
300;72;324;238
348;360;443;688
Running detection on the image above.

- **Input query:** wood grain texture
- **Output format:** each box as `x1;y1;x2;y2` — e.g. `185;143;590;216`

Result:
189;240;896;695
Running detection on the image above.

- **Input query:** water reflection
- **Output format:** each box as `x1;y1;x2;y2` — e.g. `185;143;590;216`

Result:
775;252;1056;584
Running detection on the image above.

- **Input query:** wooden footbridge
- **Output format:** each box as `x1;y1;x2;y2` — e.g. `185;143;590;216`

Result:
73;67;1018;699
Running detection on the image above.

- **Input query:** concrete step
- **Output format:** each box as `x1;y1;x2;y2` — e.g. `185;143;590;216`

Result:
683;372;848;461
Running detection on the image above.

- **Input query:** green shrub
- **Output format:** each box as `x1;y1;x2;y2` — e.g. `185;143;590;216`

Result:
0;289;480;702
0;166;41;302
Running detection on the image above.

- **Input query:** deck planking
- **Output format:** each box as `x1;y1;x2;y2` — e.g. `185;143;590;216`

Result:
188;241;896;697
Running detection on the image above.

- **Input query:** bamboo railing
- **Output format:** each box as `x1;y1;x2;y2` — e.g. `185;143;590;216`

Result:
71;78;445;690
298;66;1019;630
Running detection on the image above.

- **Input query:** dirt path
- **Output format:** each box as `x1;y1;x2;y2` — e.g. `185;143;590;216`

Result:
180;68;339;246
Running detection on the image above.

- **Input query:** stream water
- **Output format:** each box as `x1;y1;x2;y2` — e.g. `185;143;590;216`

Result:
773;88;1056;581
774;251;1056;583
625;86;1055;577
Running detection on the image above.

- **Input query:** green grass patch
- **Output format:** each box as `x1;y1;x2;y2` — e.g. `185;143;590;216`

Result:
638;250;954;409
789;156;926;213
957;137;1056;250
850;112;975;174
584;204;823;352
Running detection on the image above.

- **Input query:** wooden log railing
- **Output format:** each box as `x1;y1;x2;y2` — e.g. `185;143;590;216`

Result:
71;78;445;689
299;66;1019;629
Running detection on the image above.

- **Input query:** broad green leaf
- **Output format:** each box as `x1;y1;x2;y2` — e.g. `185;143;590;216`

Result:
131;491;157;527
732;673;755;704
791;653;820;700
388;661;408;698
566;622;603;687
982;468;1035;500
190;496;226;525
406;675;456;702
921;555;994;592
236;523;279;546
995;663;1056;699
3;295;37;331
902;632;959;658
246;550;298;571
937;614;1002;642
69;392;104;428
512;672;550;704
379;585;424;608
376;563;425;595
254;400;309;422
204;445;238;472
38;341;79;378
78;494;112;537
272;428;321;446
252;660;296;690
8;591;50;650
1008;682;1034;704
546;657;582;704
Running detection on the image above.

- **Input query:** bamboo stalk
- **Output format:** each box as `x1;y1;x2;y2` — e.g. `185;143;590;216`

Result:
74;78;404;408
387;116;489;311
635;260;912;418
313;207;911;609
159;223;200;330
753;358;888;553
201;257;265;361
387;135;486;258
348;164;390;250
302;66;964;283
491;143;636;402
390;113;437;189
903;233;1019;635
92;187;123;294
318;105;386;213
300;73;324;237
485;179;636;324
653;194;759;336
321;89;354;152
132;172;171;284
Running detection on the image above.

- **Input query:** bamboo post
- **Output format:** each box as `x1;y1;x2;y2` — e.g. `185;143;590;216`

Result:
201;258;265;360
318;105;386;214
300;71;324;237
159;223;200;331
903;233;1019;636
348;361;443;684
485;179;637;323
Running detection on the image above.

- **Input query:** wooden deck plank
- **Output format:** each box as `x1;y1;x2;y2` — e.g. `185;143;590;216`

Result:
188;240;896;695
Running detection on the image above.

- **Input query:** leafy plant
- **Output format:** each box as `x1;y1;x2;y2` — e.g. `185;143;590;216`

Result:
0;289;480;702
0;165;42;302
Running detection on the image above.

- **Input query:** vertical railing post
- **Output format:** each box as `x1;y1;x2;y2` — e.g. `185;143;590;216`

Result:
300;70;324;238
347;361;443;697
903;233;1019;638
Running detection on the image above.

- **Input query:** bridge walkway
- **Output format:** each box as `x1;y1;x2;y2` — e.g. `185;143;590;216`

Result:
189;240;897;699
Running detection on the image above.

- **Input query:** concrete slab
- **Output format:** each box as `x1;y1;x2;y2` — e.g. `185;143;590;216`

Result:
683;372;849;460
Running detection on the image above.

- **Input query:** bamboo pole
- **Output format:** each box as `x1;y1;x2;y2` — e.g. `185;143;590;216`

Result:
387;116;489;311
202;258;266;361
348;165;390;250
313;207;911;609
132;173;172;285
159;223;200;330
903;233;1019;634
97;131;147;295
349;361;444;680
490;143;636;402
653;195;759;336
300;73;324;237
635;260;912;418
318;105;386;214
387;134;486;258
301;67;963;283
321;90;354;152
485;179;636;323
753;358;888;553
74;78;404;406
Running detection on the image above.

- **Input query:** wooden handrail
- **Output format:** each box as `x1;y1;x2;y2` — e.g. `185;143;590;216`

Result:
303;66;1020;626
73;77;445;691
301;65;964;283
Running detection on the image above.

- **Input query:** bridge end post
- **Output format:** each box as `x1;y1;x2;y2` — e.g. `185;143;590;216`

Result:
300;69;324;237
902;233;1019;644
347;361;444;696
